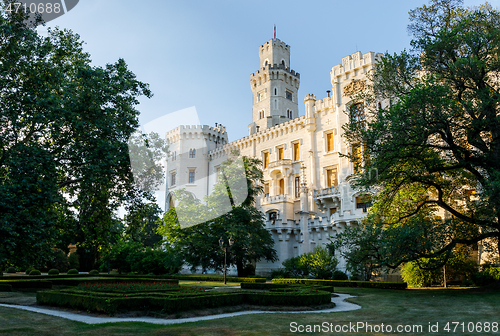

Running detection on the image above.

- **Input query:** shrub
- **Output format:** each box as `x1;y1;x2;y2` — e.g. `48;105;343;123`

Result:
272;278;407;289
25;268;32;275
68;252;80;271
401;259;442;287
332;270;348;280
6;267;17;273
281;246;338;279
29;269;41;276
67;269;79;275
48;269;59;275
89;270;99;276
270;268;289;279
0;284;12;291
472;267;500;286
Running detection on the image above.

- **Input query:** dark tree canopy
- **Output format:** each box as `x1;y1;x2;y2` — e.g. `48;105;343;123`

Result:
0;5;163;269
336;0;500;269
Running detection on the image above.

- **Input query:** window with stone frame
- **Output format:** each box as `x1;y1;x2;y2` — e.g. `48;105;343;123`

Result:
326;167;338;187
356;195;372;213
350;102;365;128
170;171;176;186
278;178;285;195
293;142;300;161
278;147;284;160
189;148;196;158
326;132;334;152
188;170;195;184
286;90;293;101
264;182;270;197
263;151;269;168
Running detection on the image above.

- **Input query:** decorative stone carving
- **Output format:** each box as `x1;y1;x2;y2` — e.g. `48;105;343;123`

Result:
342;79;366;96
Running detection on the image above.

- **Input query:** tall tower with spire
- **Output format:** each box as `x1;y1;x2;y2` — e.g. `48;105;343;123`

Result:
248;38;300;135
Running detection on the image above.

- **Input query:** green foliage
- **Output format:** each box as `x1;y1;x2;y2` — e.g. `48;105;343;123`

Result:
47;250;69;273
0;4;164;271
5;267;16;273
401;260;442;288
272;278;407;289
29;270;41;276
157;155;277;276
67;269;79;275
48;269;59;275
68;253;79;271
0;284;12;291
332;270;349;280
472;267;500;286
89;270;99;276
339;0;500;269
167;274;266;283
124;202;163;248
280;246;339;279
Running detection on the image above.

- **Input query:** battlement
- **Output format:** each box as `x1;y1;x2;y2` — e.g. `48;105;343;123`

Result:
166;124;228;144
250;64;300;79
304;94;316;102
314;96;334;112
330;51;383;78
260;38;290;51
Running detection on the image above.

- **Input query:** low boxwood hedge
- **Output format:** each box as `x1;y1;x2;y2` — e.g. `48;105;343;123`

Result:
0;284;12;291
0;280;52;289
240;282;334;293
272;278;407;289
168;275;266;283
36;287;331;315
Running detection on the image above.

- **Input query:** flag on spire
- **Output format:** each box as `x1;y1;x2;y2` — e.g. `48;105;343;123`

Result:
274;25;276;39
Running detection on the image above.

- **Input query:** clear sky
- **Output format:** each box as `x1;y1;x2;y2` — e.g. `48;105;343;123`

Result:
39;0;497;142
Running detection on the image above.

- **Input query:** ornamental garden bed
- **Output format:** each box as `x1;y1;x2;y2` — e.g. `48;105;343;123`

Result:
36;281;332;315
272;278;407;289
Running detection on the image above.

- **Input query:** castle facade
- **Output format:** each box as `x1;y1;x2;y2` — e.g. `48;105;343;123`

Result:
165;38;384;274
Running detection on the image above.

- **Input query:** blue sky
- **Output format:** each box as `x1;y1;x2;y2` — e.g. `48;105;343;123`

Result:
39;0;497;142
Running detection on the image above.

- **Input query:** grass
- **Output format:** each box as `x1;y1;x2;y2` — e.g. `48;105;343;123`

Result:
0;287;499;335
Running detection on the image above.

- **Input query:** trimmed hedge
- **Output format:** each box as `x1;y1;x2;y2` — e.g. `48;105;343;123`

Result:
0;280;52;289
89;270;99;276
240;282;334;293
48;269;59;275
67;269;79;275
168;274;266;283
272;278;407;289
6;267;16;273
37;288;331;315
29;269;41;276
0;284;12;291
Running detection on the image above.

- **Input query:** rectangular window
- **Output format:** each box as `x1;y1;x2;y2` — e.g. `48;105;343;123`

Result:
326;132;334;152
278;178;285;195
352;143;362;174
263;152;269;168
356;195;371;213
264;183;270;197
171;172;176;186
286;90;293;101
293;142;300;161
326;168;338;187
278;147;284;160
295;176;300;198
188;170;195;184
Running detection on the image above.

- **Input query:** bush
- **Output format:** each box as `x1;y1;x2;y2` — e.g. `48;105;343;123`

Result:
6;267;17;273
89;270;99;276
0;284;12;291
25;268;32;275
269;268;289;279
48;269;59;275
281;246;338;279
47;250;69;273
29;269;41;276
472;267;500;286
272;278;407;289
68;253;80;271
401;259;442;287
67;269;79;275
332;270;348;280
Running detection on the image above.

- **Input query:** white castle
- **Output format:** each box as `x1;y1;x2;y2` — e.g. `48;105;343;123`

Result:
165;38;384;275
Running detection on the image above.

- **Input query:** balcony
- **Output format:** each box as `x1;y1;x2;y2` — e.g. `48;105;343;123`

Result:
267;159;292;170
313;186;341;211
261;194;291;205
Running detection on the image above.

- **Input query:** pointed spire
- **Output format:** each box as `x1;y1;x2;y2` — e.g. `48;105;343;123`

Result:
274;24;276;40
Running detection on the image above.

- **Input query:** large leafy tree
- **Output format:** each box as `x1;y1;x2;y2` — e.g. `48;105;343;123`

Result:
337;0;500;269
0;4;163;269
157;155;277;276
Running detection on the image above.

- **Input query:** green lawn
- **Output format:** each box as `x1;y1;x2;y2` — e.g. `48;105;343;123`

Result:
0;287;499;335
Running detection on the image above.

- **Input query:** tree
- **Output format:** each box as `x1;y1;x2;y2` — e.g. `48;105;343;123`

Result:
157;154;277;276
0;4;164;270
338;0;500;270
124;202;163;248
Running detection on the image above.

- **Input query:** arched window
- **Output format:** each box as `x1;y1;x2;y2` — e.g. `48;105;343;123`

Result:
189;148;196;158
274;88;277;95
278;179;285;195
281;60;285;66
350;103;365;127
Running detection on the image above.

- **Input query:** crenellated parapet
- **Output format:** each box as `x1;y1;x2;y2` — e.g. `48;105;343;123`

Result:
166;124;228;145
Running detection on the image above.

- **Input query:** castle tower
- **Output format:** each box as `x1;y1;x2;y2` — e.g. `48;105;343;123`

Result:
248;38;300;135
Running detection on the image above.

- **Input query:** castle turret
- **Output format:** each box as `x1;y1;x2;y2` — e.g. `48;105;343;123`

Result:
249;38;300;135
